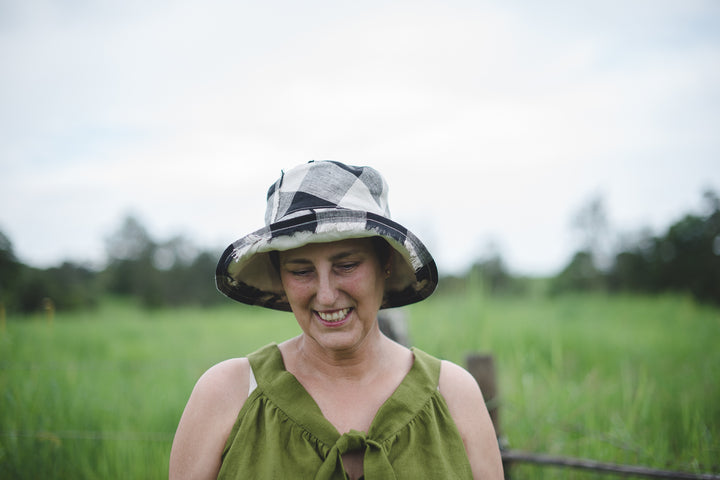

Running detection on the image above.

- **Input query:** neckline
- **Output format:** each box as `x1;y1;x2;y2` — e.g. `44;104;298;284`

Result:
250;343;440;447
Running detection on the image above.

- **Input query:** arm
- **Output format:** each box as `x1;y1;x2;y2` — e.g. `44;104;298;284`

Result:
169;358;250;480
439;360;504;480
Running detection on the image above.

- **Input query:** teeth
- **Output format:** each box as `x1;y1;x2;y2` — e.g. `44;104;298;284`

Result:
317;308;350;322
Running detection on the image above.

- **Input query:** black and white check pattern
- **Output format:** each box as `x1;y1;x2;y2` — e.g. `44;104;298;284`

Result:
216;161;437;311
265;161;390;224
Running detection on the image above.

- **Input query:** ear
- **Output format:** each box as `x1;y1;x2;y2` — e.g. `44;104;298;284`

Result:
384;248;394;278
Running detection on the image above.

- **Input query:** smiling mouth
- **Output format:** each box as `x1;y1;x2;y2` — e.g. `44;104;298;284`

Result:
316;308;352;323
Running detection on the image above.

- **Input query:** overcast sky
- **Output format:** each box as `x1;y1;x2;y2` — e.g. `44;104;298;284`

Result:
1;0;719;276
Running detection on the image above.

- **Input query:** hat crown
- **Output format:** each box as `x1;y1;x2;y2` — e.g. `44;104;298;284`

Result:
265;161;390;225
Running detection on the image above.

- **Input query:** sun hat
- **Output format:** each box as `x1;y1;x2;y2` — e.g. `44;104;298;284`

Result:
215;160;438;311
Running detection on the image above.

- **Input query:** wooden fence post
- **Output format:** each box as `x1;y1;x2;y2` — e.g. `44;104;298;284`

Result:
466;353;500;436
465;352;720;480
466;353;512;479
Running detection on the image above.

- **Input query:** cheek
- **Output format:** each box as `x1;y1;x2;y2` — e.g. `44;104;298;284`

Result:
358;268;387;304
281;277;309;303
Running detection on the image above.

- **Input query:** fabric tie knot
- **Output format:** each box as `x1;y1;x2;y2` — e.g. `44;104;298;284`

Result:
314;430;396;480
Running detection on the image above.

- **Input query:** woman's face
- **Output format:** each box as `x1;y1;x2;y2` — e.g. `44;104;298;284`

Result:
278;238;388;352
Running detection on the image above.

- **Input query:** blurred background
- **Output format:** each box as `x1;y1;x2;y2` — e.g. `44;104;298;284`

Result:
1;0;719;306
1;1;720;478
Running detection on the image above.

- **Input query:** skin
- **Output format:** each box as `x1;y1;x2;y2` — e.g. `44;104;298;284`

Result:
169;238;503;480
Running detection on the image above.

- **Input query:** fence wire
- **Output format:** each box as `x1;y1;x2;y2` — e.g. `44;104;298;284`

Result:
0;430;174;443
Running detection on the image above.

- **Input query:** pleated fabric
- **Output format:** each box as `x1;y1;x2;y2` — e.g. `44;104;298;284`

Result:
217;344;472;480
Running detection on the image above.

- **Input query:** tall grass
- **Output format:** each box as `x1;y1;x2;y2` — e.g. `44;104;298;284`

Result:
1;293;718;478
406;291;720;478
0;298;298;479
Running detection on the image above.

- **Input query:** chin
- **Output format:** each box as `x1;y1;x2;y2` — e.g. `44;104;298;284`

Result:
309;328;374;352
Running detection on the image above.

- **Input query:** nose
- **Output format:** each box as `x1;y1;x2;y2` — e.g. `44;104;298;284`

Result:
315;269;338;306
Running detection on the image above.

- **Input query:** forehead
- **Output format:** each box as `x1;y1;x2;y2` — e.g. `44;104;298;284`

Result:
278;238;375;261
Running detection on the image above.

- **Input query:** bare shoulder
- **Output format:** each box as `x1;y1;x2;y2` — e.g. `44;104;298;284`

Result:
439;360;504;480
439;360;482;398
197;357;252;398
169;358;251;480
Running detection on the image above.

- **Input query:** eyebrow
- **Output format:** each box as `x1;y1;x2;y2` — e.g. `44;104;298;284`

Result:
281;249;363;266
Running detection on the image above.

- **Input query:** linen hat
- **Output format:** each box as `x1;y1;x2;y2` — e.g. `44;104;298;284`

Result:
215;160;438;311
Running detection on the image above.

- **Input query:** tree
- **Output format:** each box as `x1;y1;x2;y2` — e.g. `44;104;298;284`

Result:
604;189;720;305
550;250;604;294
655;191;720;304
102;215;228;308
105;215;154;262
570;194;611;270
468;254;518;295
0;230;21;306
103;215;160;302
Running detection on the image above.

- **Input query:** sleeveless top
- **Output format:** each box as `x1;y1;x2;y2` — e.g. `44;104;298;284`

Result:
217;343;473;480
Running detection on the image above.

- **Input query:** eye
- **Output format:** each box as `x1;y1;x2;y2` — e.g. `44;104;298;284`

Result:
336;262;359;273
283;266;313;277
291;269;313;277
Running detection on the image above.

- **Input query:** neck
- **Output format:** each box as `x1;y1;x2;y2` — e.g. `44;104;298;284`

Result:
288;328;391;383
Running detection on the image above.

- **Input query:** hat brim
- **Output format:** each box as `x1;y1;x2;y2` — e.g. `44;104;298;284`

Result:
215;209;438;312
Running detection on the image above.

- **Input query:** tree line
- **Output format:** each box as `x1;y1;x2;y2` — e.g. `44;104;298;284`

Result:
436;190;720;307
1;190;718;315
0;216;229;313
551;190;719;305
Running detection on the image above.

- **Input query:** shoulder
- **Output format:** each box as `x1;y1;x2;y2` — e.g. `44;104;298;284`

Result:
197;357;252;398
437;360;488;429
438;359;482;399
184;358;252;420
439;360;504;480
169;358;251;480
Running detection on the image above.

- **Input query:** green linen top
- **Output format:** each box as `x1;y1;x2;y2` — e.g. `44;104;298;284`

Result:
217;343;473;480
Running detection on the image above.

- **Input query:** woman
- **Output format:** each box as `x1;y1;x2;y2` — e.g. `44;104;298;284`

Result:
169;161;504;479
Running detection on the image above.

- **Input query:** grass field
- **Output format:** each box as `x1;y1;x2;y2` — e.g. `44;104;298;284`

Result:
1;292;719;479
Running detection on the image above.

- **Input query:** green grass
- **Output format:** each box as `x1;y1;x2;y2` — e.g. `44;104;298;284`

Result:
1;293;718;478
0;298;300;479
406;291;720;478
